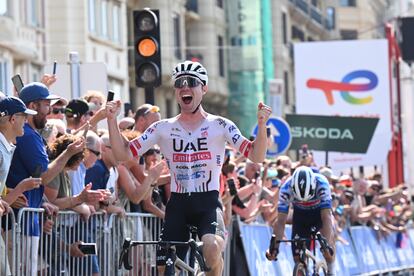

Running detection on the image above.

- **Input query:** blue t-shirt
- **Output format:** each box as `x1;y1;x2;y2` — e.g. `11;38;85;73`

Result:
85;159;109;190
7;123;49;236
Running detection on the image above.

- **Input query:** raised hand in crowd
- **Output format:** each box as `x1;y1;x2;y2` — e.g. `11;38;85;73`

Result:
66;137;85;156
2;178;42;207
17;177;42;192
105;100;122;120
147;160;166;184
0;199;11;216
40;74;57;88
10;193;28;209
78;183;107;204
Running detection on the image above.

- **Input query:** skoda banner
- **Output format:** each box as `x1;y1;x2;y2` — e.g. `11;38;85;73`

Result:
286;114;379;153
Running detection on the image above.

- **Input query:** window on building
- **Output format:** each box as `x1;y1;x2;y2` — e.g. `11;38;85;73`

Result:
282;12;287;44
218;35;225;77
340;29;358;40
186;0;198;13
0;0;11;16
26;0;44;27
292;26;304;41
284;71;289;105
31;64;42;83
326;7;335;30
88;0;96;33
340;0;356;7
0;61;9;95
112;3;121;44
173;13;182;59
311;0;318;7
101;0;108;38
216;0;223;8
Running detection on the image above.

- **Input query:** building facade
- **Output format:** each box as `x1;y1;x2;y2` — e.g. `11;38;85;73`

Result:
0;0;48;95
336;0;387;40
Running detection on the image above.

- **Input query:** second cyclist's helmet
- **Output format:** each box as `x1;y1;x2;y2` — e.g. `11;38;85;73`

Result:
172;60;208;86
291;166;316;201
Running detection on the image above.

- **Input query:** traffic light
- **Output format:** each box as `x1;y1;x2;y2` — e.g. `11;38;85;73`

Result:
133;9;161;87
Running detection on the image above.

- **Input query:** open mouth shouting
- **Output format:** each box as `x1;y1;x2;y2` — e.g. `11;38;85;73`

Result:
181;94;193;105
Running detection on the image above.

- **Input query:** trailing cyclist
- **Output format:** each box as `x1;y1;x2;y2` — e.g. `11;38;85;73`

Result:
106;60;272;276
266;166;336;276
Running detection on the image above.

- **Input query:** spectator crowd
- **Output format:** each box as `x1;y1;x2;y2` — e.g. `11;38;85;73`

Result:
0;74;412;275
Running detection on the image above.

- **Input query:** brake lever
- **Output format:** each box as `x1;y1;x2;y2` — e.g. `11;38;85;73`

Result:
316;233;334;256
119;238;133;270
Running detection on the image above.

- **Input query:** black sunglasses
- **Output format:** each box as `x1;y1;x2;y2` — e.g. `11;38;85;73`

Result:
88;148;101;157
174;77;201;88
52;107;65;114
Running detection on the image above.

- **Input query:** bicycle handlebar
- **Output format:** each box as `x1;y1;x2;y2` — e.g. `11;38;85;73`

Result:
266;231;334;261
119;238;210;272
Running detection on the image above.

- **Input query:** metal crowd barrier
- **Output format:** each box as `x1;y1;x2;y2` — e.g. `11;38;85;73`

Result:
0;208;232;276
0;210;15;276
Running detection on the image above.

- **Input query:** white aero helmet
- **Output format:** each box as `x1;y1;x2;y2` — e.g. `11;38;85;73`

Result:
172;60;208;86
291;166;316;201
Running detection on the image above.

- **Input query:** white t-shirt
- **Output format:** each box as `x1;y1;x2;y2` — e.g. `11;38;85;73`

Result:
129;114;252;193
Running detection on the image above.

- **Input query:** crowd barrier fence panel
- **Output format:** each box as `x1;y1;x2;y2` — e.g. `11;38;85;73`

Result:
238;219;414;276
5;209;234;276
1;210;15;276
335;229;360;275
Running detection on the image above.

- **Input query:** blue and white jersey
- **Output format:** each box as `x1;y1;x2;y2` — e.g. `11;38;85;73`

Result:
278;173;332;213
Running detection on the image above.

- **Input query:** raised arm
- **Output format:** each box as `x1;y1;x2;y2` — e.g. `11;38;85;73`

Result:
106;100;133;161
248;102;272;163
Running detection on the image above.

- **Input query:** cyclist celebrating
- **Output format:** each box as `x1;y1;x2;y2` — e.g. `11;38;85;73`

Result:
106;60;272;276
266;166;336;275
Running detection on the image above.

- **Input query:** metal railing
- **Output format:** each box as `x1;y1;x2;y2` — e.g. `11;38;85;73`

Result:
1;208;231;276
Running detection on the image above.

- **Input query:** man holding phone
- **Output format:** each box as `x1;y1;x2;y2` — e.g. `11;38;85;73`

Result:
106;60;272;276
6;83;84;275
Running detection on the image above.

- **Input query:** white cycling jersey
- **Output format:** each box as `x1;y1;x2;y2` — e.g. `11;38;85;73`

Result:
129;114;252;193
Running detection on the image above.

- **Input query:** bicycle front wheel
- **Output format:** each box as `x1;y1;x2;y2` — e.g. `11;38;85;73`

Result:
314;261;328;276
293;262;308;276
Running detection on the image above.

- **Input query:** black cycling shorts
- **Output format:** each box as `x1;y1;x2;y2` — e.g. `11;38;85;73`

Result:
291;207;323;257
156;191;225;265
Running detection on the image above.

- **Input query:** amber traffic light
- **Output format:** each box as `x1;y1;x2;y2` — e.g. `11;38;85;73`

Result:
133;9;161;87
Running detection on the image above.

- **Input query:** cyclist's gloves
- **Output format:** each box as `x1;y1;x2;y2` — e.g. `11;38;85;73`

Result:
265;234;279;261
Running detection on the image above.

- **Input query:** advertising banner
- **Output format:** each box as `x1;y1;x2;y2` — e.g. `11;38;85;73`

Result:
294;40;390;168
286;114;379;153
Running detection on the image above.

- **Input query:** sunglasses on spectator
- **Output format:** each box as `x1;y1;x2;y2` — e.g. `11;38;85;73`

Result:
371;186;381;192
88;148;101;157
174;77;202;88
143;106;160;115
52;107;65;114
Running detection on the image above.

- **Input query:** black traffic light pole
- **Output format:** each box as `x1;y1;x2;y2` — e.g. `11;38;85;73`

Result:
145;87;154;105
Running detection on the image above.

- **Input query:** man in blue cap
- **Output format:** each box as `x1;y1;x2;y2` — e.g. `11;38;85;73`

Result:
6;82;85;275
0;95;44;275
